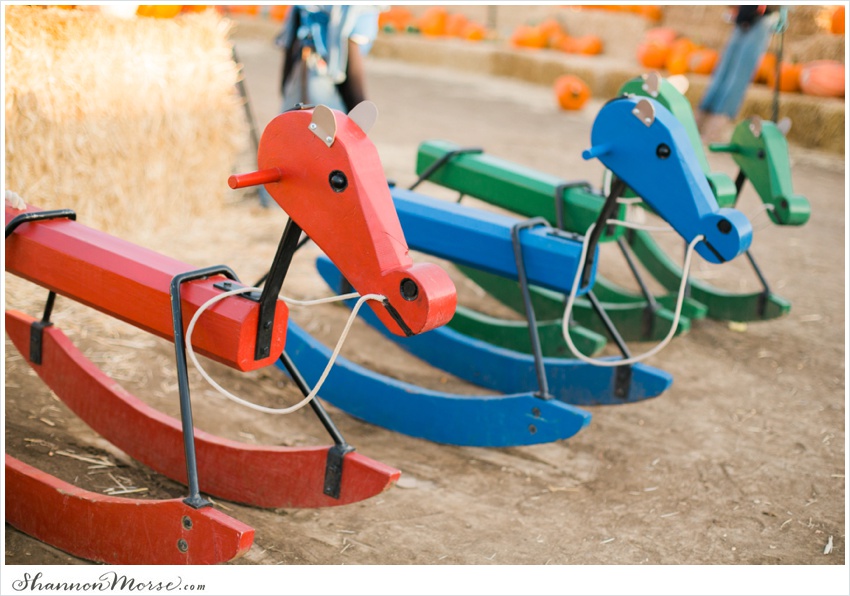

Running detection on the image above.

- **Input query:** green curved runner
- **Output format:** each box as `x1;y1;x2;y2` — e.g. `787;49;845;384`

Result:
457;264;694;343
627;228;791;321
449;305;608;358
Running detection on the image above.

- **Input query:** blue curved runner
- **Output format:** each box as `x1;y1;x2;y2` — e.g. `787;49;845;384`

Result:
316;257;673;406
280;320;591;447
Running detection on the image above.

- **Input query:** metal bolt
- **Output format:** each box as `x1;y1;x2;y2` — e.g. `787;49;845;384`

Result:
528;424;537;435
309;123;317;130
400;278;419;301
325;136;333;144
177;539;189;553
182;516;193;530
656;143;671;159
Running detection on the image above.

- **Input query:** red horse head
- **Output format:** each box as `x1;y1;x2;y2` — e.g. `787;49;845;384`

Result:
230;102;457;336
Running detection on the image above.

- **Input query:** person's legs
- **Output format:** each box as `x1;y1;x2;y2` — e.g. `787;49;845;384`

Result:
336;39;367;111
710;15;775;118
699;27;746;115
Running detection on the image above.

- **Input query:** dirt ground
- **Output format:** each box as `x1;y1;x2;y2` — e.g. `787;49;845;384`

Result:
3;26;847;582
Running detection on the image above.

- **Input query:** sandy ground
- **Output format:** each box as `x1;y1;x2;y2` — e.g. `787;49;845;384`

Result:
3;27;847;588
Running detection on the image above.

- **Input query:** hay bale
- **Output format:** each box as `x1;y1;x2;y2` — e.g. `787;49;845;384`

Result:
787;35;846;65
4;6;247;238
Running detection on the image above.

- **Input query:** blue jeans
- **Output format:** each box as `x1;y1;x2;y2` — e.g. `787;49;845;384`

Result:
699;13;777;119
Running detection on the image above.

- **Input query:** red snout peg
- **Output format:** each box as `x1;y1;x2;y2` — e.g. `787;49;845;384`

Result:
228;168;283;189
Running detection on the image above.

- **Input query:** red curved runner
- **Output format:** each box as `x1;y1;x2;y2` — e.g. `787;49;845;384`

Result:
6;310;399;509
5;455;254;565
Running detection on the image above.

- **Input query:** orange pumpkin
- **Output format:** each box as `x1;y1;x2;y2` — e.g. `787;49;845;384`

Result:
765;61;802;93
554;75;591;110
445;12;469;37
417;7;448;36
221;5;259;16
537;18;564;45
799;61;845;97
462;22;487;41
557;35;576;53
666;50;690;75
754;52;777;84
636;5;663;22
136;5;182;18
831;5;845;35
379;7;414;31
687;48;719;75
549;30;570;49
637;42;671;69
269;5;290;22
569;34;603;55
643;27;678;47
669;37;697;57
665;38;697;74
510;25;548;49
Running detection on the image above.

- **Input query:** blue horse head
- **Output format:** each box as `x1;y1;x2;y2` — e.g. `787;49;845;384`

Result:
583;96;752;264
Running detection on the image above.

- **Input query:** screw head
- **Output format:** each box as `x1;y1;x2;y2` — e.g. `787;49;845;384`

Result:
656;143;671;159
182;516;193;530
177;539;189;553
309;123;317;130
528;424;537;435
716;219;732;234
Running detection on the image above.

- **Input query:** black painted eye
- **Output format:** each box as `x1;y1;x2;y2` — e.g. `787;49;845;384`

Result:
656;143;671;159
329;170;348;192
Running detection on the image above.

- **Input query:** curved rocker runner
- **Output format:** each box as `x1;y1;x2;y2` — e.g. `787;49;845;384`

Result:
4;102;456;564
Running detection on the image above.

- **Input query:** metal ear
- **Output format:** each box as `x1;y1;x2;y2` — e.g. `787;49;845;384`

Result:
777;116;792;136
348;101;378;135
642;71;661;97
310;105;337;147
632;98;656;127
667;74;689;95
748;115;763;138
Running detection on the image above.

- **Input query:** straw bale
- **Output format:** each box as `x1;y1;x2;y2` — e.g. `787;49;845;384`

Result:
4;6;248;239
787;35;846;65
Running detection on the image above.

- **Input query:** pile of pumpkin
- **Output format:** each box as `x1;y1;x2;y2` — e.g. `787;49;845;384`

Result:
637;27;845;99
510;18;603;55
379;6;489;41
569;4;664;23
636;28;719;76
138;5;291;21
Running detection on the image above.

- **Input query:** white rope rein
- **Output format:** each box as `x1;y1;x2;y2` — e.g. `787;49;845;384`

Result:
185;286;386;415
560;219;705;366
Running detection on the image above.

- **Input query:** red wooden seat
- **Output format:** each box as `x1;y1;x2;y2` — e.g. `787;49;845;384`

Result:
5;202;286;372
